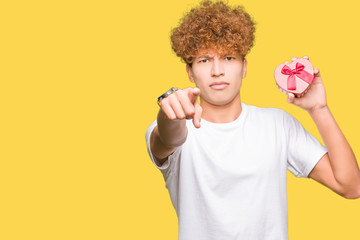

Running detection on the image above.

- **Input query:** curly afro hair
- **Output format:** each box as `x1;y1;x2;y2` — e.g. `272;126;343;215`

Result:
170;0;256;65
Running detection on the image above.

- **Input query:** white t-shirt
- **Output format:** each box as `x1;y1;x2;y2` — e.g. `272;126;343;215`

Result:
145;102;328;240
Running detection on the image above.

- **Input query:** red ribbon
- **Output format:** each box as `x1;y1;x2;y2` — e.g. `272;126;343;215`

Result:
281;63;314;90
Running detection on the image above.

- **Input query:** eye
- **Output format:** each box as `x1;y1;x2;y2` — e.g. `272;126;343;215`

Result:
225;57;235;61
199;59;209;63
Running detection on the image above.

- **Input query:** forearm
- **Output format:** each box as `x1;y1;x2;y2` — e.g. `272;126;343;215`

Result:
309;106;360;189
156;108;188;148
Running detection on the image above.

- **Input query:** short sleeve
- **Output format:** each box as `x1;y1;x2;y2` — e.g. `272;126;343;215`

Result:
145;120;181;177
284;111;328;178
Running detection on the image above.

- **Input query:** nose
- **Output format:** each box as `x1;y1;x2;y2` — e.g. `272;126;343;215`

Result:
211;58;225;77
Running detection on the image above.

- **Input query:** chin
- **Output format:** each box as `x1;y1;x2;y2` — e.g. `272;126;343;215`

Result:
207;97;235;106
200;91;240;106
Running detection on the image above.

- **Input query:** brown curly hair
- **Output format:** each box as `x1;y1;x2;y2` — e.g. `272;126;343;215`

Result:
170;0;256;65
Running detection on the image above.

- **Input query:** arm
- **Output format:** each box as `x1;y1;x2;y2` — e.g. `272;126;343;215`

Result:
308;106;360;199
287;56;360;199
150;88;202;166
150;110;187;165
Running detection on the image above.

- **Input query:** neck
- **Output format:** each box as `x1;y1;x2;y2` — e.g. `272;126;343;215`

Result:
200;93;242;123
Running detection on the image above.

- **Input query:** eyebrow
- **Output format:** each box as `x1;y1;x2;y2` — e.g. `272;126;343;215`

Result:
198;55;212;58
198;53;235;58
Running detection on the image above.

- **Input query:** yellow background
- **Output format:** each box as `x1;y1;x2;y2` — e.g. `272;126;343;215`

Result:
1;0;359;239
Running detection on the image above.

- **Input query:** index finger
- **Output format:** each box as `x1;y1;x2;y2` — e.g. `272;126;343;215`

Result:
187;87;201;104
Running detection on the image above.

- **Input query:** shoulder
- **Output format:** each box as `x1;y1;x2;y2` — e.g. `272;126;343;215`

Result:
245;103;287;120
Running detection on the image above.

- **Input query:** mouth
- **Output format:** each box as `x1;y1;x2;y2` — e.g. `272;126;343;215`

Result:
210;81;229;90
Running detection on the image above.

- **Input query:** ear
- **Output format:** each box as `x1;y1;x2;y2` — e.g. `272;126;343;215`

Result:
186;64;195;83
242;58;248;79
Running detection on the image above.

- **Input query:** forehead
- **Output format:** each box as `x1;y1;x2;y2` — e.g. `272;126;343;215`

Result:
195;49;240;58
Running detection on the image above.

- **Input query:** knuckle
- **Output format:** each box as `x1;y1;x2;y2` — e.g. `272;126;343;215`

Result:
167;93;176;101
173;92;182;101
177;114;185;119
167;97;179;106
175;90;184;100
184;87;192;95
175;89;184;96
162;102;169;109
187;109;195;116
161;98;169;105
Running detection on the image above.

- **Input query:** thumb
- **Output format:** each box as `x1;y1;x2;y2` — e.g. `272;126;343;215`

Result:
287;92;296;104
192;102;203;128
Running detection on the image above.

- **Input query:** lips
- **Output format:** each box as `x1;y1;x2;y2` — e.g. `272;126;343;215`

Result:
210;81;229;90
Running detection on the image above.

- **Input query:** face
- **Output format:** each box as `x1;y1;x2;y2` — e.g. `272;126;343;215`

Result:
186;50;247;106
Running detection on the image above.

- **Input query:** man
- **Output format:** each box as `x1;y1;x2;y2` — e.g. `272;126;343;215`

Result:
145;1;360;239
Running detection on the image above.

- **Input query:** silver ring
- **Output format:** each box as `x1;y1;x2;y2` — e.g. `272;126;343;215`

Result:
157;87;178;103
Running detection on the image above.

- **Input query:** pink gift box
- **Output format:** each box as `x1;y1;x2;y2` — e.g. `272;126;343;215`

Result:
274;58;315;97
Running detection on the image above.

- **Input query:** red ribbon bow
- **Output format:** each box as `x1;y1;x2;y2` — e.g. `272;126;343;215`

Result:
281;63;314;90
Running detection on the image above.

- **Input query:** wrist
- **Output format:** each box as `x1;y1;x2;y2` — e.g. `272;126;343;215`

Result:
308;104;329;117
157;110;188;148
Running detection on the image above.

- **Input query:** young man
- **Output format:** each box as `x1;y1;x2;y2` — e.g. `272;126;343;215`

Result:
145;1;360;239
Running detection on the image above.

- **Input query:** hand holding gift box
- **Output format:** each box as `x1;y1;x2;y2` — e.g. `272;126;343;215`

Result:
275;56;328;114
274;57;315;97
